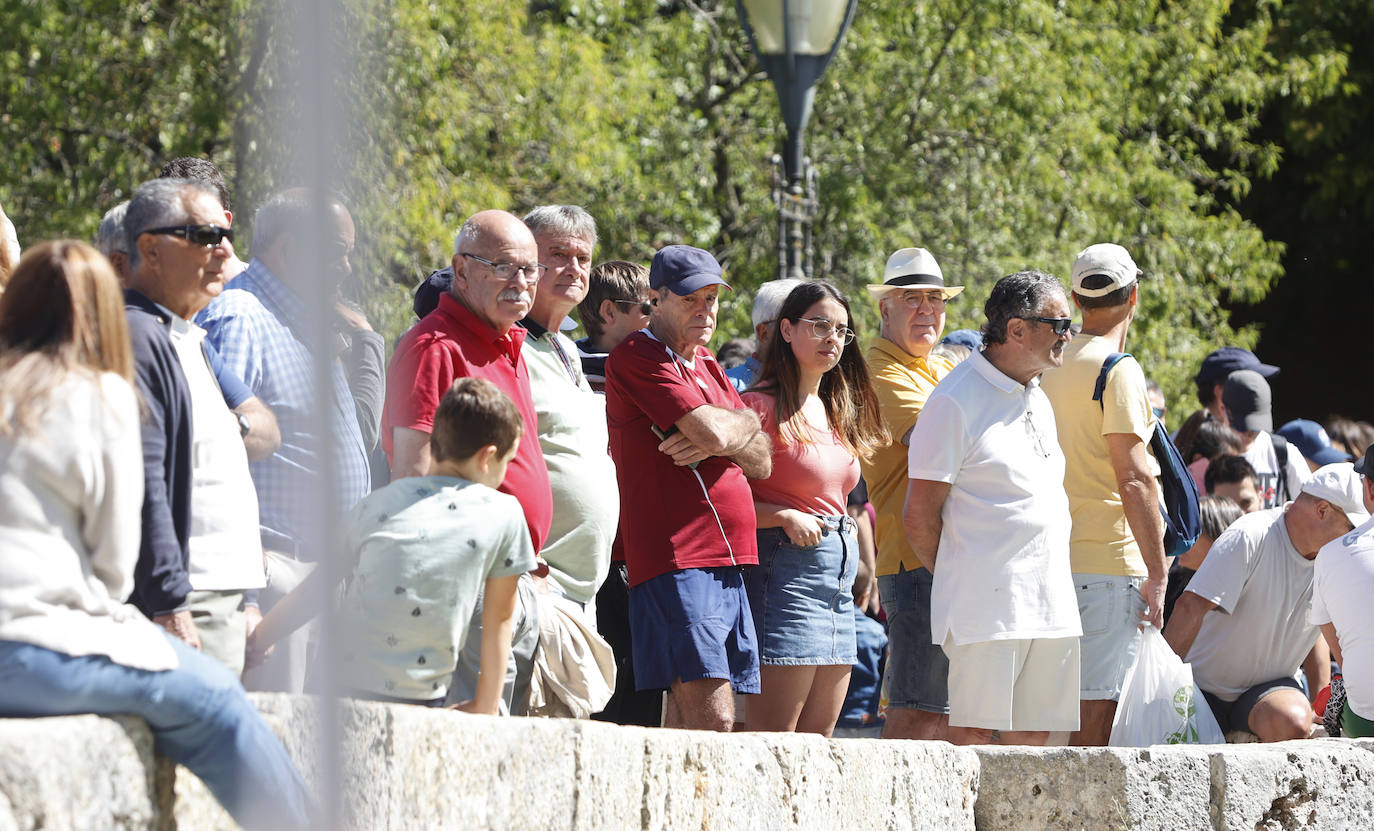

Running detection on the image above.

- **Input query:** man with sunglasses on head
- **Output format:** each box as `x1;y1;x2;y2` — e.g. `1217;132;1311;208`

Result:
860;247;961;741
196;189;374;691
124;178;268;670
1039;242;1167;746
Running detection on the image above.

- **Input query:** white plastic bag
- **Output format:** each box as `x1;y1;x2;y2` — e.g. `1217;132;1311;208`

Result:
1109;624;1224;746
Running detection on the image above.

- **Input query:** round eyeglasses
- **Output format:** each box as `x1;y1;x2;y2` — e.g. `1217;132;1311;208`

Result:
795;317;856;345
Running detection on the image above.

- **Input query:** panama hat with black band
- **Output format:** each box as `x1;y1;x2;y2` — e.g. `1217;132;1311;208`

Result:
866;247;964;301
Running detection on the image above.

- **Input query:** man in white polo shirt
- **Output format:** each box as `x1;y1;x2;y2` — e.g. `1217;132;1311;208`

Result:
903;271;1082;745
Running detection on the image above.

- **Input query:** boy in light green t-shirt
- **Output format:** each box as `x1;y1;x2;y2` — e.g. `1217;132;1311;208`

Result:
247;377;535;713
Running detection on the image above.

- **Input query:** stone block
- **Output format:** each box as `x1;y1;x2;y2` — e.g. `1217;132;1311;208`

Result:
0;715;158;831
972;745;1214;831
1209;740;1374;831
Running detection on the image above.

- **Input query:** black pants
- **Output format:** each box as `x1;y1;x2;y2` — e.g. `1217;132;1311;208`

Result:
593;562;662;727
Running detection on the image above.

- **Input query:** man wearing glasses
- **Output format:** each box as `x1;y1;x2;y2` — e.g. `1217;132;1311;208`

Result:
575;260;652;394
1040;243;1168;745
904;271;1081;746
859;247;962;741
124;178;267;667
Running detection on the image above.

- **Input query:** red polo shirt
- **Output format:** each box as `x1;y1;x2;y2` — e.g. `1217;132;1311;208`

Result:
604;331;758;587
383;293;552;552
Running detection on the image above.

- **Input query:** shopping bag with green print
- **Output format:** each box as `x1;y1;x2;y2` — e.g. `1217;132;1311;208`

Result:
1108;623;1225;746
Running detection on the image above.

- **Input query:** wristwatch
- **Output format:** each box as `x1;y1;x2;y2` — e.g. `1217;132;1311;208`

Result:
237;412;252;438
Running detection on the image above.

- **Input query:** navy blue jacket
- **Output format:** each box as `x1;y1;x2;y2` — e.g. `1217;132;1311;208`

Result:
125;290;193;617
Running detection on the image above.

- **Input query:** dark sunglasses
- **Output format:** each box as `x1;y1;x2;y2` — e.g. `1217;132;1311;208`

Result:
1024;316;1073;336
612;298;653;315
141;224;235;247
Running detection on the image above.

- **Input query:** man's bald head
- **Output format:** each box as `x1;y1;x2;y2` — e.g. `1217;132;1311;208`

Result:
453;209;535;257
449;209;540;333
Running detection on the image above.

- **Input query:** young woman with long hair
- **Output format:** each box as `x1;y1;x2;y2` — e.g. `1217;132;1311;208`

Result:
0;240;313;829
741;280;889;734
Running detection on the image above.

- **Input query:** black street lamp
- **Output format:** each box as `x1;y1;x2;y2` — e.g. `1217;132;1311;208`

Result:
738;0;856;280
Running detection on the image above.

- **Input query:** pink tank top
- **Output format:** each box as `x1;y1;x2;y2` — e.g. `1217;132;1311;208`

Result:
742;391;860;517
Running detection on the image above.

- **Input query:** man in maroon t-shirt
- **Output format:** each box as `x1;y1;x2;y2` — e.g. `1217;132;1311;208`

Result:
604;244;771;731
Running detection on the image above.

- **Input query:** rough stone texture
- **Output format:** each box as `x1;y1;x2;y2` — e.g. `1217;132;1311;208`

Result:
1210;739;1374;831
7;697;1374;831
973;745;1214;831
0;715;159;831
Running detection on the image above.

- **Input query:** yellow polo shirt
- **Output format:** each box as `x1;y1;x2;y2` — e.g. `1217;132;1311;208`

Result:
860;337;954;577
1038;334;1158;577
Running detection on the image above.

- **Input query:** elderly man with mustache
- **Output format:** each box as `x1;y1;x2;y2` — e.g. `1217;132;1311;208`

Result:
383;209;554;713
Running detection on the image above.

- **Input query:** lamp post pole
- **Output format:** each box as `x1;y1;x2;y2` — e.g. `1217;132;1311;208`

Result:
739;0;856;281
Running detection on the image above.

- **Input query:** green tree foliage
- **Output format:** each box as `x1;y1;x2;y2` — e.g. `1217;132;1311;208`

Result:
0;0;1351;415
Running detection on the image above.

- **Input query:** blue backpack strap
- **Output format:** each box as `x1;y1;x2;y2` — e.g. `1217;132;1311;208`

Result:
1093;352;1131;407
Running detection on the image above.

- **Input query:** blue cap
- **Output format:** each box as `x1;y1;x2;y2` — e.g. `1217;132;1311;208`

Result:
941;329;984;350
649;245;730;296
1277;419;1351;467
1194;346;1279;389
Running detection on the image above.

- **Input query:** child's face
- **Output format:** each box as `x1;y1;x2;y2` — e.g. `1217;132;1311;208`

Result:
475;437;520;489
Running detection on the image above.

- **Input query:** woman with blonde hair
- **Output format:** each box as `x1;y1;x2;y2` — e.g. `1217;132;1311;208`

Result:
0;241;313;830
741;280;890;735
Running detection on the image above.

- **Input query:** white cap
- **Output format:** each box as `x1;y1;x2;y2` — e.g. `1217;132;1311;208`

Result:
1301;463;1371;529
1072;243;1140;298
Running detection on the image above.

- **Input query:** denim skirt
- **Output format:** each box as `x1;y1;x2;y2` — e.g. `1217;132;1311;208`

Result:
745;515;858;666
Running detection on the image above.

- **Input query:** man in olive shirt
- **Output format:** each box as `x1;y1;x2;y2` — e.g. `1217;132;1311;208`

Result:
861;247;961;741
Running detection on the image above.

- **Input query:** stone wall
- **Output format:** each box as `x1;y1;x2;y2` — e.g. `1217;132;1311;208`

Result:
2;693;1372;830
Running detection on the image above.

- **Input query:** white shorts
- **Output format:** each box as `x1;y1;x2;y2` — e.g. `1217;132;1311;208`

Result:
943;636;1081;732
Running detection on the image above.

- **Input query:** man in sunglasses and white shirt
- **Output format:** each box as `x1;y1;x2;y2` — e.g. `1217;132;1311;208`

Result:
124;177;268;671
1039;243;1168;746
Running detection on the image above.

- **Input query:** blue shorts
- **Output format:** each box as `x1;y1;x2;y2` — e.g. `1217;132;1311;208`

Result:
876;564;949;714
1075;574;1146;700
628;566;760;694
1202;676;1303;735
745;516;858;666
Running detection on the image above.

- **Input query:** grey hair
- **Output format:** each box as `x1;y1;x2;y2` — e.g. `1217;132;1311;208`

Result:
97;201;129;257
522;205;598;249
124;178;217;270
453;217;483;256
251;190;314;254
981;270;1066;346
751;278;804;329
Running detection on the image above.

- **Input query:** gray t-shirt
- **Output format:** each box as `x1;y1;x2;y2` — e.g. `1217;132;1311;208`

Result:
1184;506;1317;701
336;475;536;701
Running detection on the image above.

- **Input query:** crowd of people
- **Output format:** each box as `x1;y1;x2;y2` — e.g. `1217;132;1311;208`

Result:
2;159;1373;827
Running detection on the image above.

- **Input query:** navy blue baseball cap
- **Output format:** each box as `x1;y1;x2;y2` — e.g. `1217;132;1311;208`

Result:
649;245;731;296
1194;346;1279;389
1277;419;1352;467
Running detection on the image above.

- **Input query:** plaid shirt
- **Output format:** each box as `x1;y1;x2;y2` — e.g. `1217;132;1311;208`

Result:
197;259;370;558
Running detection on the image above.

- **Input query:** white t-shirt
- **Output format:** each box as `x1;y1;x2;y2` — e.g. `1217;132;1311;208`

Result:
1185;507;1317;701
169;318;266;591
336;475;536;701
1244;430;1310;510
1310;516;1374;718
908;350;1080;646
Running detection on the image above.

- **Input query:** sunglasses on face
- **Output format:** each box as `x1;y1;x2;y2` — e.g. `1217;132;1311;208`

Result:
1024;316;1073;336
141;224;234;247
899;290;946;309
612;298;653;315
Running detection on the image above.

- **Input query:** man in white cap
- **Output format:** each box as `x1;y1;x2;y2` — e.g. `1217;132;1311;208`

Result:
1166;463;1368;741
860;247;963;740
1039;242;1166;745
